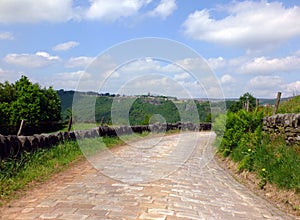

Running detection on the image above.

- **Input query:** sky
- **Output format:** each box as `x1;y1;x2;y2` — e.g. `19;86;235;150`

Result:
0;0;299;99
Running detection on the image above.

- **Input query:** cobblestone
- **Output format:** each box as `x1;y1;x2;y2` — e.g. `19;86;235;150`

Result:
0;132;295;219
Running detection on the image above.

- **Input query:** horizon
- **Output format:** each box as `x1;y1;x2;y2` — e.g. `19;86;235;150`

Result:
57;88;292;100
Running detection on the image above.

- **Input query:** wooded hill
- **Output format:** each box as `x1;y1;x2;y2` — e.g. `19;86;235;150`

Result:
57;90;213;125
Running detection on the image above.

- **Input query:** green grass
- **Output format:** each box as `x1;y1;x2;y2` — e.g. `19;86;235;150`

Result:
254;135;300;189
215;109;300;190
257;95;300;117
0;141;82;205
235;133;300;190
278;95;300;114
0;135;124;205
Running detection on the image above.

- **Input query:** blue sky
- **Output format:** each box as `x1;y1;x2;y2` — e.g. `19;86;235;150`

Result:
0;0;299;98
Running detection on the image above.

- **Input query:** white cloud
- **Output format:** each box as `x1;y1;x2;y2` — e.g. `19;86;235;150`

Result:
0;32;14;40
65;56;95;68
3;51;60;68
80;56;219;97
49;71;94;90
174;72;190;81
56;70;91;80
293;50;300;56
0;68;6;76
246;75;285;97
246;77;300;98
220;74;235;84
116;74;192;98
182;1;300;48
207;57;226;71
285;81;300;96
85;0;151;22
0;68;20;82
0;0;73;24
53;41;79;51
238;56;300;75
0;0;176;24
148;0;177;19
120;58;163;74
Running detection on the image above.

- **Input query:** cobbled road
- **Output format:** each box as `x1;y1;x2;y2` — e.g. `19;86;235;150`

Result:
0;132;293;219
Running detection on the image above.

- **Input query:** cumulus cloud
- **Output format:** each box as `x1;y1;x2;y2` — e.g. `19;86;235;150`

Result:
80;56;221;98
148;0;177;19
0;68;21;82
286;81;300;96
49;70;93;91
85;0;151;22
0;68;6;76
245;77;300;98
207;57;226;71
295;50;300;56
0;32;14;40
174;72;190;81
182;1;300;48
56;70;91;80
115;74;194;98
3;51;60;68
246;75;285;97
0;0;176;24
53;41;79;51
65;56;95;68
220;74;235;84
0;0;73;24
238;56;300;75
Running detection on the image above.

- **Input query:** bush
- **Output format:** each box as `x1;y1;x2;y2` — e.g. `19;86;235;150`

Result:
215;108;300;190
217;109;263;157
0;76;61;134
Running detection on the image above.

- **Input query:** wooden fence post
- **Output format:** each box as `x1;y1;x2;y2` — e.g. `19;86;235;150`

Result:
273;92;282;115
67;115;72;132
17;119;25;136
246;100;250;112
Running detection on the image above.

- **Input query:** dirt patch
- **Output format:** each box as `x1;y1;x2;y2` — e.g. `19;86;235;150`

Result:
215;154;300;218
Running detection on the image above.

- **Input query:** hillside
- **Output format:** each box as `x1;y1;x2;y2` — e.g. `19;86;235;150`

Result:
57;90;213;125
278;95;300;113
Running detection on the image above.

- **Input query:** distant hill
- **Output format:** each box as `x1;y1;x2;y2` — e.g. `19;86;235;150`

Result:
225;97;291;107
57;90;213;125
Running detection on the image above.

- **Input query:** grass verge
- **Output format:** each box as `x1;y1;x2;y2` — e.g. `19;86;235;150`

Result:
214;109;300;191
0;141;82;206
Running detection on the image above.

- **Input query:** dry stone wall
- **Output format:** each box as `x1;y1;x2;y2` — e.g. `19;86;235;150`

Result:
263;113;300;145
0;122;211;160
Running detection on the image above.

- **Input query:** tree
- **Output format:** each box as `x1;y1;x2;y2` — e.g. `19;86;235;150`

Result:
0;76;61;133
229;92;256;112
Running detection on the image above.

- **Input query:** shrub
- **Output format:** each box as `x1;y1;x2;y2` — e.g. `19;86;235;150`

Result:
0;76;61;134
216;109;263;157
215;108;300;190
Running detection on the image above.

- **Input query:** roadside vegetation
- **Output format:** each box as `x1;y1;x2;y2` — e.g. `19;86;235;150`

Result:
278;95;300;113
0;76;61;135
214;94;300;191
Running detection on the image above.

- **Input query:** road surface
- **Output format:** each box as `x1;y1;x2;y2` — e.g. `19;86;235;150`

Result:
0;132;292;219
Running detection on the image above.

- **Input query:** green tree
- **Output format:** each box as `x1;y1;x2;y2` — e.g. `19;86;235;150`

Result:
229;92;256;112
0;76;61;133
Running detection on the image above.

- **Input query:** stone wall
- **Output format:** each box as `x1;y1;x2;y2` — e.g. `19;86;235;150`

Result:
0;122;211;160
263;113;300;145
